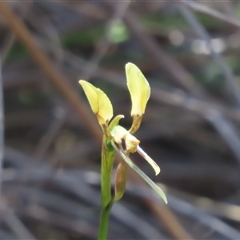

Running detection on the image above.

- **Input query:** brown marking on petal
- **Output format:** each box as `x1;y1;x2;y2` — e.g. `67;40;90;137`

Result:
129;114;142;134
121;138;126;151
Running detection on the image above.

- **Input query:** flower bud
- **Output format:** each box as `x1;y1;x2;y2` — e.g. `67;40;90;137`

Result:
114;161;127;201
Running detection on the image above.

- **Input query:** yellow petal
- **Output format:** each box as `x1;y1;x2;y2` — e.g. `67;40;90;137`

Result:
79;80;98;113
125;63;150;116
79;80;113;125
95;88;113;124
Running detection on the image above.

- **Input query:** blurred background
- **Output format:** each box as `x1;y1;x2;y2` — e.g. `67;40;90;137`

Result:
1;1;240;239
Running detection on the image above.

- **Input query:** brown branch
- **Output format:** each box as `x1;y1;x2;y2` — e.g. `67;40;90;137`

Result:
0;2;101;141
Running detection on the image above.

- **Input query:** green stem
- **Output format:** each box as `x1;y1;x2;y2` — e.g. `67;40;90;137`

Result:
98;137;115;240
100;137;115;207
98;201;114;240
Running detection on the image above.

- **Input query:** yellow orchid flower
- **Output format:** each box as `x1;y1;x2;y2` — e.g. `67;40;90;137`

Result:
79;63;167;204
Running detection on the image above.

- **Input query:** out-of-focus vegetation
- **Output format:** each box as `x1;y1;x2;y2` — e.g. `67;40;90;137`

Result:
1;1;240;239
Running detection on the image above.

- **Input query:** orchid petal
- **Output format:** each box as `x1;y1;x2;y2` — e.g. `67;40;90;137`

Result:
79;80;113;126
137;146;160;176
126;63;150;116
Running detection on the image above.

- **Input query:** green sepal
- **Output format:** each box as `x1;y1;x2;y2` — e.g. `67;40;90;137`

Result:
108;114;124;131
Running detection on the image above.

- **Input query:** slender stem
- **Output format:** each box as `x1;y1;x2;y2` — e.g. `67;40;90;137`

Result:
98;201;114;240
100;137;115;207
98;137;115;240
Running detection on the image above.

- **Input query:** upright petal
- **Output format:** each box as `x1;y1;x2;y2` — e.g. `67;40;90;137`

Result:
96;88;113;125
79;80;113;126
126;63;150;116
